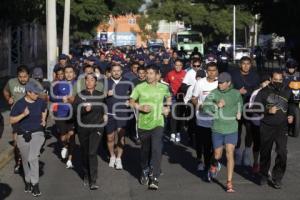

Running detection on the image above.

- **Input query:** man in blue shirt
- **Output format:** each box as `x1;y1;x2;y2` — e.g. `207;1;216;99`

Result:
51;65;77;169
10;81;47;197
106;64;132;170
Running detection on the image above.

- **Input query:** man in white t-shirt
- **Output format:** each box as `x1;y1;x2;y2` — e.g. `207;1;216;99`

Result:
182;58;206;144
192;62;218;174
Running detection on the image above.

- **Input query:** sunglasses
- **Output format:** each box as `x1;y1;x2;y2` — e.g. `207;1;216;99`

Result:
193;65;201;68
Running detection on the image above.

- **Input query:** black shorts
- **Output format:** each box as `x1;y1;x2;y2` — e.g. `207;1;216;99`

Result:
106;114;128;134
55;120;74;135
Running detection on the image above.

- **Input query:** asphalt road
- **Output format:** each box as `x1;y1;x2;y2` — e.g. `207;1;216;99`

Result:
1;130;300;200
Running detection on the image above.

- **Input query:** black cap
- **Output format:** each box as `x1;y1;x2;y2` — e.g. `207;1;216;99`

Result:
32;67;43;79
59;54;68;60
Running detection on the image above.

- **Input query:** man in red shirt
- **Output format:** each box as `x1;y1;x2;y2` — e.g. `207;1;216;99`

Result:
165;59;186;143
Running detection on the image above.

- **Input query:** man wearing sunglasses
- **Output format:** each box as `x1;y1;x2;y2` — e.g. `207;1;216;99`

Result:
181;58;206;144
182;58;205;90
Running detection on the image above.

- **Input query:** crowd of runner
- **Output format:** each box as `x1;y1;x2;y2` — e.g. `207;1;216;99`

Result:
1;46;299;197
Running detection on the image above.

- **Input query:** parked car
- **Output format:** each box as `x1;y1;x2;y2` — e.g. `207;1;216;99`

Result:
147;39;165;54
234;48;251;60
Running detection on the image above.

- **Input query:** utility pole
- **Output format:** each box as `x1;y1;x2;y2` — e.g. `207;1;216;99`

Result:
254;14;258;46
233;5;236;63
62;0;70;55
46;0;57;81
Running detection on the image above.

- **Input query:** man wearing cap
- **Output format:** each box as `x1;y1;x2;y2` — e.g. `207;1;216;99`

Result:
53;54;69;81
159;54;172;79
203;72;243;193
9;81;47;197
3;65;44;174
32;67;50;98
283;59;300;87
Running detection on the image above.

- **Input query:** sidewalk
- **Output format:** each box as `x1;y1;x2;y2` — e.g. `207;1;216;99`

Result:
0;111;14;170
0;76;14;170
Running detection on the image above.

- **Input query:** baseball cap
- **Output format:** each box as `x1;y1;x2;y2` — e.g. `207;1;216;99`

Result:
87;56;98;62
286;58;298;68
32;67;43;79
218;72;232;83
59;54;68;60
25;81;43;94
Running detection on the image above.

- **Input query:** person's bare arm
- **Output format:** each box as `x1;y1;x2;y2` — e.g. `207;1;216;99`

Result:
10;107;29;124
191;96;198;107
41;110;48;127
3;83;13;105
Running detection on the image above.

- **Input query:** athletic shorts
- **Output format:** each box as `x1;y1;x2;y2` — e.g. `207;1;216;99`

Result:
212;132;238;149
55;120;74;135
106;114;128;134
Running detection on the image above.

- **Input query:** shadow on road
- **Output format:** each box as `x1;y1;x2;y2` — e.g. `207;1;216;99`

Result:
0;183;12;200
122;142;141;181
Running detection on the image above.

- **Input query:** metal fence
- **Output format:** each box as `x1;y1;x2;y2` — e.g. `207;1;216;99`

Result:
0;22;47;77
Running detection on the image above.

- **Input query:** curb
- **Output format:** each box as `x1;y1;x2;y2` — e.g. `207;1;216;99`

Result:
0;146;14;170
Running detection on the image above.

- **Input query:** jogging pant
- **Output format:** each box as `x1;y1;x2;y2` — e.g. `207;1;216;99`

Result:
17;131;45;185
260;123;288;182
195;126;213;170
139;126;164;178
237;118;252;149
170;97;184;134
251;124;260;153
78;127;102;184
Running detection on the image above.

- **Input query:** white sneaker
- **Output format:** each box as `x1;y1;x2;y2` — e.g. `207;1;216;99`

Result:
66;160;73;169
115;158;123;170
109;156;116;168
170;133;176;142
61;147;68;159
243;148;252;166
175;133;181;143
197;162;205;171
235;148;243;166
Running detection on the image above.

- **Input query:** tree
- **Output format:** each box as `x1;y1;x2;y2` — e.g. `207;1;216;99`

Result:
0;0;46;26
57;0;110;40
105;0;144;15
145;0;252;43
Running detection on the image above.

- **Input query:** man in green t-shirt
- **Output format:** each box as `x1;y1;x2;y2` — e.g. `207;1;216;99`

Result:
130;65;171;190
203;72;243;193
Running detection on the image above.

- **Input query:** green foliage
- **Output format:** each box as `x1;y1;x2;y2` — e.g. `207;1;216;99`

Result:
146;0;252;43
57;0;109;40
0;0;46;25
105;0;144;15
136;15;159;42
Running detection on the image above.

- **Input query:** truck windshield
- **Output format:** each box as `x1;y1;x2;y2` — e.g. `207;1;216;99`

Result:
177;34;202;43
